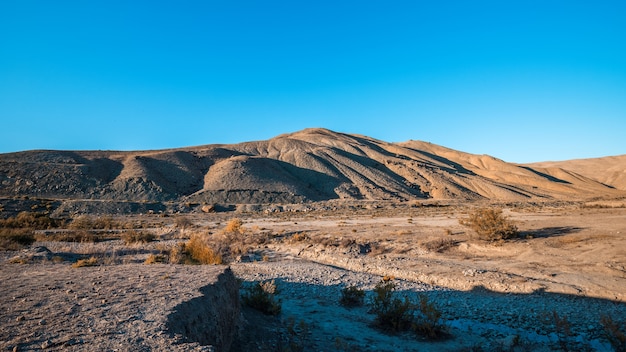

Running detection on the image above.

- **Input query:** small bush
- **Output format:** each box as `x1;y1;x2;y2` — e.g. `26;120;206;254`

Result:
180;234;223;264
0;228;36;250
422;238;456;253
600;315;626;352
225;218;244;234
174;216;192;230
144;254;168;264
122;230;155;245
242;280;281;315
460;207;518;242
369;279;415;332
414;295;446;339
340;285;365;307
72;256;98;268
68;215;94;230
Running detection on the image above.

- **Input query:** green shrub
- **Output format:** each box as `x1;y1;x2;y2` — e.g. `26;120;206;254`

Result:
0;228;35;250
340;285;365;307
460;207;518;242
242;280;281;315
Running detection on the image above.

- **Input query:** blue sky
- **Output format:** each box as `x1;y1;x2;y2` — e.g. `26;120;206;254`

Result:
1;1;625;163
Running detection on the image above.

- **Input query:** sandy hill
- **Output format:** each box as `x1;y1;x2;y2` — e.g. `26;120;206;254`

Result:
1;128;624;204
527;155;626;191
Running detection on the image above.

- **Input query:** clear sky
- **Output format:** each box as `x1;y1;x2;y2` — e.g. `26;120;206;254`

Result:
1;1;625;163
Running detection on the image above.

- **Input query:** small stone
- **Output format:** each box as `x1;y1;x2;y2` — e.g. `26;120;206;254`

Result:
15;316;25;322
38;319;46;325
41;340;52;349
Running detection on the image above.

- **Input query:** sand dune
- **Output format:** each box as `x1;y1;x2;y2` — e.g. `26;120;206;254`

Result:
1;128;623;204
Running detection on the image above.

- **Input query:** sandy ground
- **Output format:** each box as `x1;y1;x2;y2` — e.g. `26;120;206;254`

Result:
1;204;625;351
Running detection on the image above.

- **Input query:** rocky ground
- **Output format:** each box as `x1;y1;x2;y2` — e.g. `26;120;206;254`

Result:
1;203;625;351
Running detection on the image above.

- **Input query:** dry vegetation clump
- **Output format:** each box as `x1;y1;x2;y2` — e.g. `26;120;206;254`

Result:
144;254;168;264
72;256;98;268
339;285;365;307
368;278;447;339
600;315;626;352
369;279;415;333
242;280;282;316
0;228;35;250
121;230;155;245
422;238;457;253
459;207;518;242
35;230;97;243
0;211;61;229
169;218;261;265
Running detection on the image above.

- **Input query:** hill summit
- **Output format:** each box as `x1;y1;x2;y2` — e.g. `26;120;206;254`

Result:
1;128;624;206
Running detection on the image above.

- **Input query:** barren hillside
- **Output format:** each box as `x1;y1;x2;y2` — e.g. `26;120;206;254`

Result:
0;128;623;205
527;155;626;191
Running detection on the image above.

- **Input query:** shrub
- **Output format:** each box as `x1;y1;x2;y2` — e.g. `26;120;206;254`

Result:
181;234;223;264
72;256;98;268
225;218;244;234
122;230;155;244
0;212;60;230
459;207;518;242
0;228;36;250
369;279;415;332
174;216;192;230
68;215;94;230
422;238;456;253
144;254;168;264
600;315;626;352
242;280;281;315
340;285;365;307
414;295;446;339
35;230;97;243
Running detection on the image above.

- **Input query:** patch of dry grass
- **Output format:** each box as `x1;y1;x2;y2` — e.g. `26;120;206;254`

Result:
72;256;98;268
0;228;35;250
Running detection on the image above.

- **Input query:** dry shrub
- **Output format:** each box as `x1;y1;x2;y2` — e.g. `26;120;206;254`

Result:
369;278;447;339
0;211;60;230
242;280;281;315
72;256;98;268
459;207;518;242
35;230;97;243
122;230;155;244
174;216;192;230
0;228;35;250
289;232;307;243
69;215;94;230
340;285;365;307
600;315;626;351
92;216;116;230
422;238;457;253
369;279;415;332
187;234;223;264
144;254;167;264
224;218;244;234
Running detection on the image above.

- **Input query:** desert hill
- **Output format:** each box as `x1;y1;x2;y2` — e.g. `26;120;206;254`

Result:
0;128;624;205
527;155;626;191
